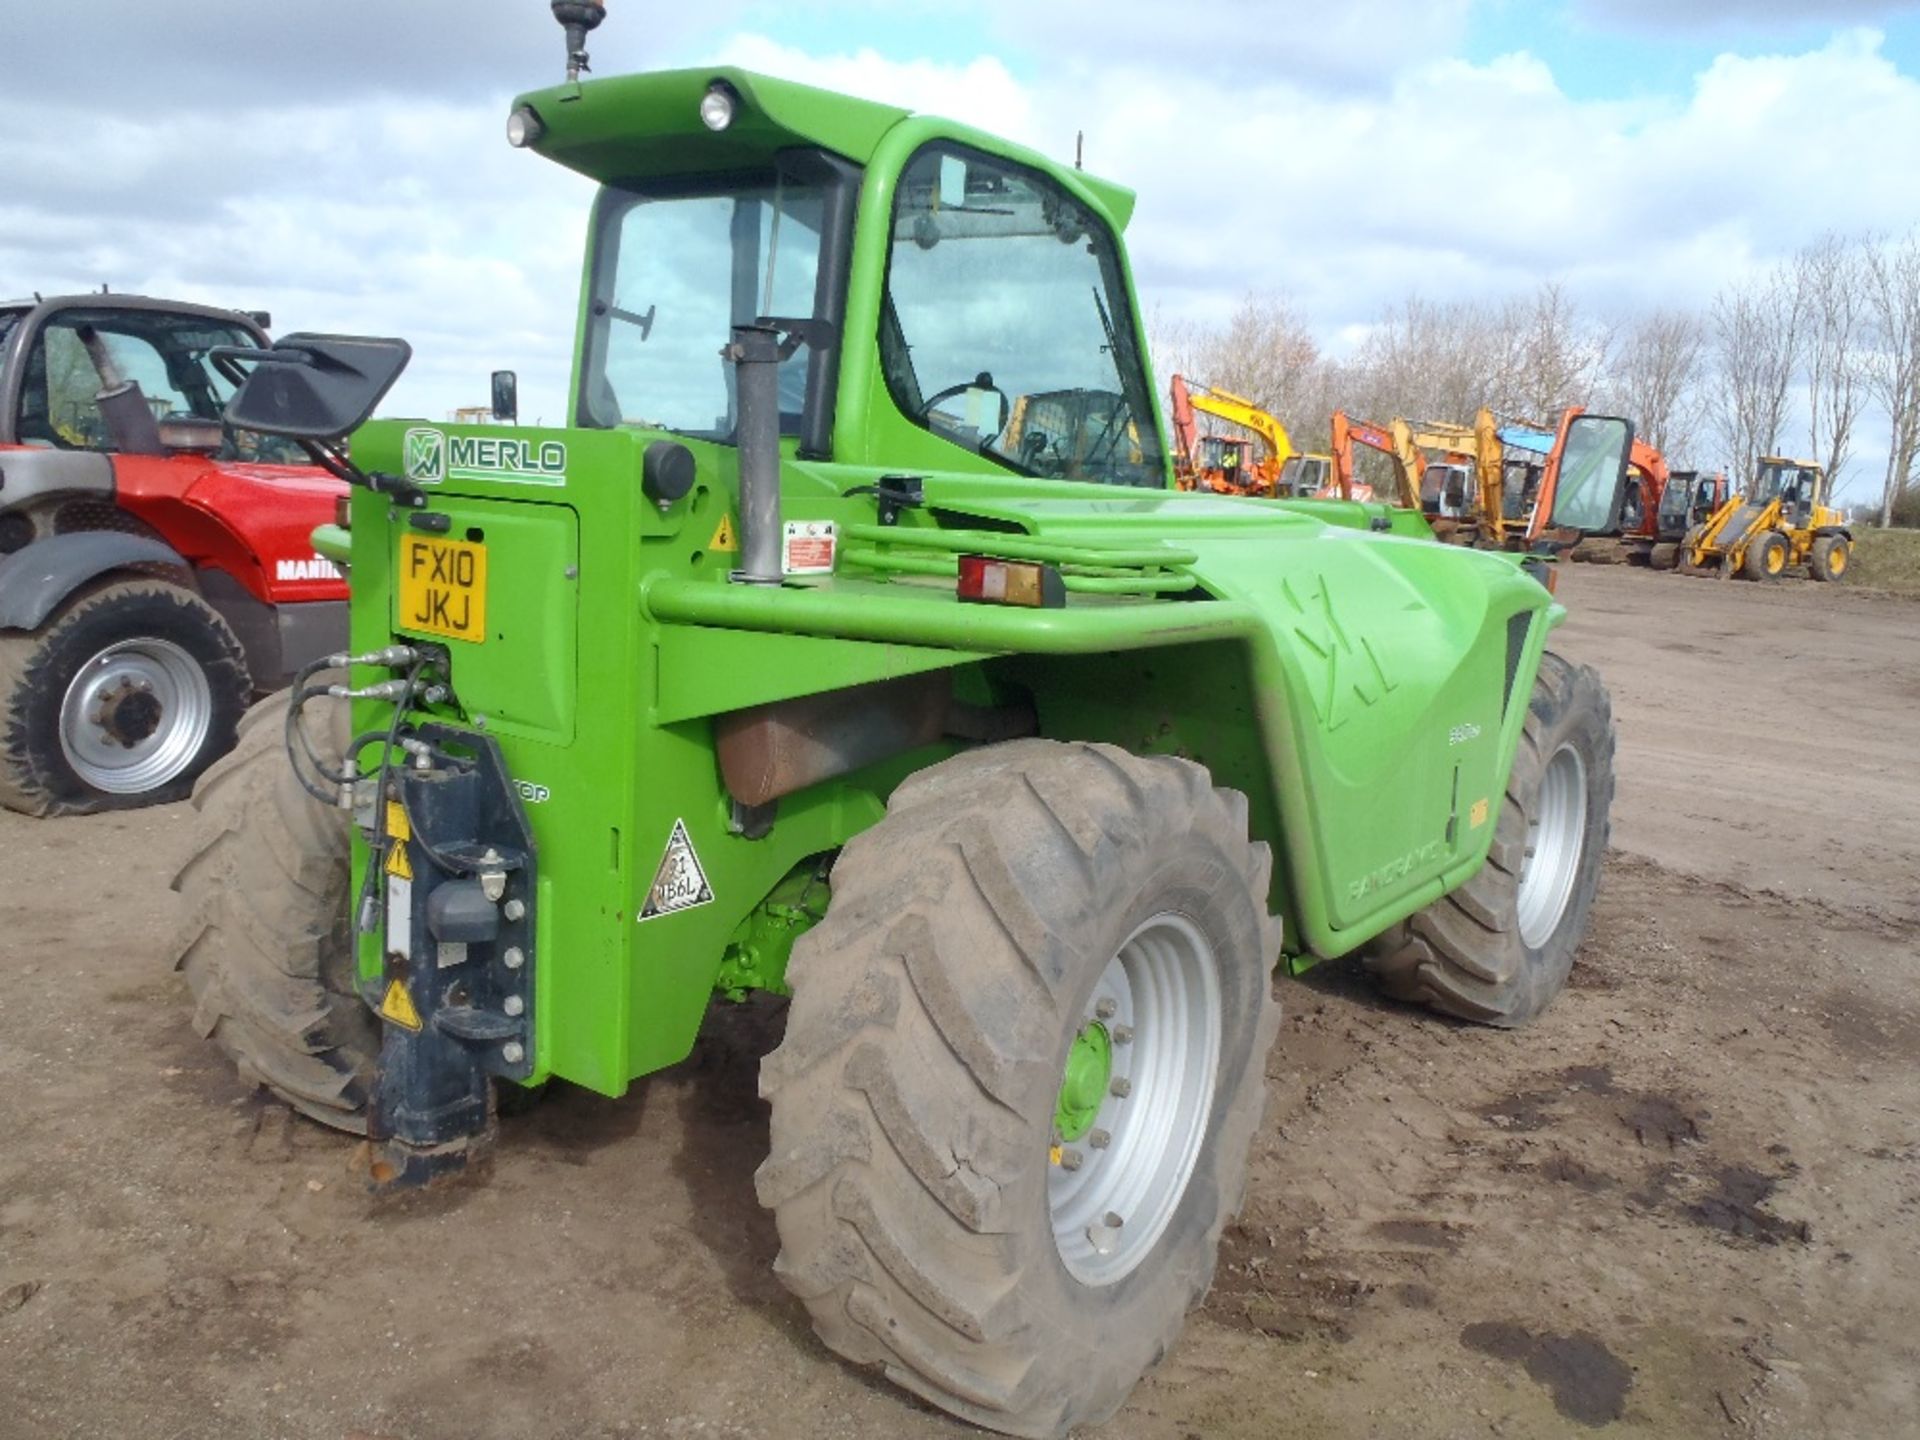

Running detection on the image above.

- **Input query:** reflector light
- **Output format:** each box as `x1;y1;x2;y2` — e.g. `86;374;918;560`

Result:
957;554;1066;609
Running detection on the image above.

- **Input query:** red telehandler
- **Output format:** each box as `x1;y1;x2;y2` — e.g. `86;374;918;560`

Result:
0;294;350;814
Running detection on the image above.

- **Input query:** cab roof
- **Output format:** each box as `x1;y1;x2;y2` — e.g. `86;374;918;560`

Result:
513;66;1138;230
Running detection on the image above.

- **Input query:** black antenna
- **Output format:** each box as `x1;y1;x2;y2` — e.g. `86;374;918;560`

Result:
551;1;607;83
1075;131;1084;170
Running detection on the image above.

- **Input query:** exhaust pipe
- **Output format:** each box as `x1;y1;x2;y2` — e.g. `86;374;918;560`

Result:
727;323;785;586
76;325;166;457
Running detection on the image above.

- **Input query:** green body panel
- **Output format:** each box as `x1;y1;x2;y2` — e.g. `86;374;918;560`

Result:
333;68;1561;1099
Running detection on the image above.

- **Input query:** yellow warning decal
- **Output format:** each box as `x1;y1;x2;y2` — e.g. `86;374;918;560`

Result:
384;801;414;878
709;514;738;551
1469;797;1490;829
1048;1144;1064;1167
380;979;423;1032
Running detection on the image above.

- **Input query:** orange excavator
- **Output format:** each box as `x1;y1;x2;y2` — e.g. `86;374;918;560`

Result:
1522;406;1672;561
1168;374;1294;497
1323;410;1421;507
1324;409;1506;527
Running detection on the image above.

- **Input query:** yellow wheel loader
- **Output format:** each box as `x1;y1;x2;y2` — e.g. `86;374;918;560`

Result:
1677;457;1851;583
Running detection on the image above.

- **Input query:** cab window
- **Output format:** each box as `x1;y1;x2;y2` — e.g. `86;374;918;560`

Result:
15;309;265;455
879;144;1164;486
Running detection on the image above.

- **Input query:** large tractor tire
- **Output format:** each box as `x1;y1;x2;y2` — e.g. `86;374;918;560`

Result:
1364;652;1613;1026
1743;530;1789;582
0;579;249;816
1810;534;1850;582
169;682;375;1131
1674;526;1708;576
757;740;1283;1438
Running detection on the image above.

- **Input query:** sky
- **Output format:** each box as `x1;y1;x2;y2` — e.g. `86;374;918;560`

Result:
6;1;1920;502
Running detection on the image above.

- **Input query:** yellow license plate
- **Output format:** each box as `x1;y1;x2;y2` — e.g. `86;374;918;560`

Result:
397;535;488;642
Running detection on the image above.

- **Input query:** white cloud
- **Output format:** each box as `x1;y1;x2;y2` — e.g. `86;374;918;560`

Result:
6;10;1920;499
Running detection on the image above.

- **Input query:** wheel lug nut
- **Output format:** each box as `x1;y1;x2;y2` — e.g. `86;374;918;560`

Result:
1089;1128;1111;1149
1059;1148;1083;1171
1110;1077;1131;1098
1112;1025;1133;1045
502;1041;525;1064
503;995;524;1016
1086;1211;1125;1255
1095;998;1117;1020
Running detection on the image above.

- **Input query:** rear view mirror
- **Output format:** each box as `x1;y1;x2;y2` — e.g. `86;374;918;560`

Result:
217;333;412;441
491;369;518;423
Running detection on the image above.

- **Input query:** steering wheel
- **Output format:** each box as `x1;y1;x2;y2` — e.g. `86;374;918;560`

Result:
921;373;1012;445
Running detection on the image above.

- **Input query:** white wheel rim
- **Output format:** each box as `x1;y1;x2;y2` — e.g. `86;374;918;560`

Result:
1049;912;1222;1287
1516;743;1588;949
58;637;212;794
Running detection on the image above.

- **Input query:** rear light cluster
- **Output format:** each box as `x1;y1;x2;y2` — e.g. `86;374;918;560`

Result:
957;554;1066;609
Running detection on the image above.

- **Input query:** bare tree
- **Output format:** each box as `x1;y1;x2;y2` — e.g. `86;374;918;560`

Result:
1795;233;1870;488
1509;281;1612;421
1351;295;1513;425
1198;292;1324;428
1708;272;1802;486
1864;231;1920;526
1604;308;1705;459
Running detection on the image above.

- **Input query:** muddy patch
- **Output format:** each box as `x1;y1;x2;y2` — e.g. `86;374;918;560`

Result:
1461;1320;1634;1427
1623;1092;1706;1147
1538;1153;1614;1193
1688;1164;1810;1246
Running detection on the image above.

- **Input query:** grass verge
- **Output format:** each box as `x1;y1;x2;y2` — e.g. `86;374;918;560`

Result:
1851;527;1920;597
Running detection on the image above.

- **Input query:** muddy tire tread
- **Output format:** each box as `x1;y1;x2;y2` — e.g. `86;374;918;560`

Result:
169;683;374;1131
1364;652;1615;1026
757;739;1281;1439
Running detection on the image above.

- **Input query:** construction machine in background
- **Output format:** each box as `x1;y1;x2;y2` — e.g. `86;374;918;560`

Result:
1517;406;1644;559
0;294;348;815
1556;429;1674;564
1325;409;1511;546
1648;470;1728;567
1277;451;1333;496
1324;409;1419;507
1408;409;1506;545
1678;457;1852;581
1168;374;1294;495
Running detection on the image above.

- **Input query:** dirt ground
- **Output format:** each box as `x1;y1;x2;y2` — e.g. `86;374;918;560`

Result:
2;564;1916;1440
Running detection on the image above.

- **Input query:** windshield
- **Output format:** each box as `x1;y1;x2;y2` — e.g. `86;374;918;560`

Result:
1753;460;1819;506
1278;455;1326;495
1550;416;1632;531
1658;472;1694;527
581;174;825;439
0;309;23;353
16;307;303;462
879;143;1164;487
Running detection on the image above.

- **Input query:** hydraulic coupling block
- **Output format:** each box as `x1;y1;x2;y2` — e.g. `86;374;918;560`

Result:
366;722;538;1188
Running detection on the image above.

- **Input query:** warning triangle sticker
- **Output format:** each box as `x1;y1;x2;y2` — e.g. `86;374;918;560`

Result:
709;514;738;551
639;817;715;922
379;979;423;1032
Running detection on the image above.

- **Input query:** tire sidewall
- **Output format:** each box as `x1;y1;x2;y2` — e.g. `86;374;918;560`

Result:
10;582;247;809
1745;532;1785;580
1503;665;1611;996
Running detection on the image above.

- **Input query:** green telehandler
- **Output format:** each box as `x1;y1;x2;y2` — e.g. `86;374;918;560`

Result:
173;8;1620;1435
